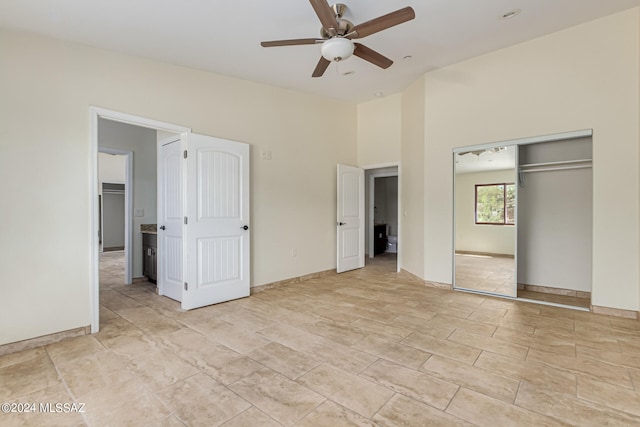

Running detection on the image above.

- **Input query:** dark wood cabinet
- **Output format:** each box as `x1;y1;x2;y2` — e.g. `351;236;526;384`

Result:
374;224;387;255
142;232;157;283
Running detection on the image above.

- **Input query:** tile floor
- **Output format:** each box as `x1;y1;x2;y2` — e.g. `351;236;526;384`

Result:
455;253;590;308
455;253;515;297
2;251;640;426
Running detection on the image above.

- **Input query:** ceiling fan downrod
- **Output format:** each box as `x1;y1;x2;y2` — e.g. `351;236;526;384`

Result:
321;3;354;39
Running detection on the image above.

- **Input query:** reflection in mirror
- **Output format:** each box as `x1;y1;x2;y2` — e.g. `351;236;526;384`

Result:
453;145;517;297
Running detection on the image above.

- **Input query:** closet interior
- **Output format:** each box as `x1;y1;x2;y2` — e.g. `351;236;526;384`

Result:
517;137;592;307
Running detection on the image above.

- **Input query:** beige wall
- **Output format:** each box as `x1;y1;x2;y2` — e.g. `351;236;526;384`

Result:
3;7;640;346
399;77;426;279
357;94;401;166
421;9;640;310
518;167;592;293
98;152;126;186
0;29;356;345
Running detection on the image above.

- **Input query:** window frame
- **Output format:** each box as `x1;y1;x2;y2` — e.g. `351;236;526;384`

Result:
474;182;515;226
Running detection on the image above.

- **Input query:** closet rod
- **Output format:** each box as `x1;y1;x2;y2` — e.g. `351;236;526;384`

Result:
519;158;592;169
519;164;592;174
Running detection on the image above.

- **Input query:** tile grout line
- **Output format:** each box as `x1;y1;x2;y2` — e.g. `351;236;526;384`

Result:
44;346;91;427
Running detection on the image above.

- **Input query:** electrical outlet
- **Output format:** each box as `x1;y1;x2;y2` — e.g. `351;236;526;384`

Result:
291;247;297;257
134;208;144;217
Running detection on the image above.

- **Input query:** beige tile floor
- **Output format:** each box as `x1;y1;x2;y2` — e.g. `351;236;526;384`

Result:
455;253;516;296
455;253;591;308
2;251;640;426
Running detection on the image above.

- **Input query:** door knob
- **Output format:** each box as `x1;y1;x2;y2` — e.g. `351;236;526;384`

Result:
338;222;346;226
241;225;249;230
159;225;166;230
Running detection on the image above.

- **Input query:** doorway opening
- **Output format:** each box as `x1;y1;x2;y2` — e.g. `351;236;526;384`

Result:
101;182;125;252
365;165;399;273
98;150;132;286
90;107;189;333
92;107;252;330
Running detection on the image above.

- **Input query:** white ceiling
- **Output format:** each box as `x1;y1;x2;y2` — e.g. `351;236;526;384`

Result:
1;0;639;103
455;146;516;174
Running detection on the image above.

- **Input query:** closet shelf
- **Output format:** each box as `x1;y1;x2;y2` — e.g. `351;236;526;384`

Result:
519;158;592;174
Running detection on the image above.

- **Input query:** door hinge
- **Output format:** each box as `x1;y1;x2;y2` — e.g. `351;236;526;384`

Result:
184;282;188;291
184;216;188;225
183;150;187;159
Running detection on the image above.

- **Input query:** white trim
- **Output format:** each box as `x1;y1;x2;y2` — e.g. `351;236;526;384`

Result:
89;112;99;334
451;153;456;288
361;161;400;170
90;107;191;134
452;129;593;154
514;145;520;298
98;148;133;285
397;164;401;273
90;106;191;334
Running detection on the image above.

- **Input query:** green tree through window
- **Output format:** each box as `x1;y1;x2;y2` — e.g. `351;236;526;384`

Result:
475;183;515;225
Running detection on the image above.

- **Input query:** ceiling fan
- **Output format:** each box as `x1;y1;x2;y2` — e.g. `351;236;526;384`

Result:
458;147;508;157
459;150;490;157
260;0;415;77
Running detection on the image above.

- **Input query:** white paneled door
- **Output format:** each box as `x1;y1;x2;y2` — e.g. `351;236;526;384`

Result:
158;139;184;302
337;164;364;273
158;133;250;310
181;134;250;310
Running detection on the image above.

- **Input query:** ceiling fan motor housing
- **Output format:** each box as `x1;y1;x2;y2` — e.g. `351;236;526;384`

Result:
320;18;354;38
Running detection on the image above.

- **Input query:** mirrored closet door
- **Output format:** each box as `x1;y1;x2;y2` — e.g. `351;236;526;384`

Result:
453;145;517;297
453;130;593;309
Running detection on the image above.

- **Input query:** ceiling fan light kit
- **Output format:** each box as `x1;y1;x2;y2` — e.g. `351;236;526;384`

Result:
261;0;415;78
321;37;354;62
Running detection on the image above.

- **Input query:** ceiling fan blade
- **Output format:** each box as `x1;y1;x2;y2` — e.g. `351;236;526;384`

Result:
309;0;339;36
353;43;393;69
349;6;415;39
261;38;321;47
312;57;331;78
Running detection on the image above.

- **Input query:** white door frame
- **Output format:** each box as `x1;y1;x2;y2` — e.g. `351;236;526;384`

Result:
98;149;133;283
90;106;190;333
364;163;400;273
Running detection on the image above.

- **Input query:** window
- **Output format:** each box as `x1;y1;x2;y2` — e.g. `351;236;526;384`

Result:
475;183;515;225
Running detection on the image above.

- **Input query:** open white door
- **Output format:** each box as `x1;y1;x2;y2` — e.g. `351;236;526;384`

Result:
337;164;364;273
181;133;250;310
158;139;184;301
